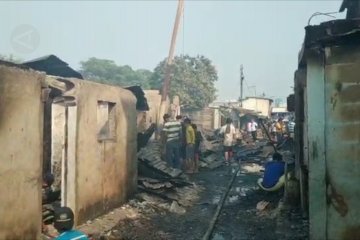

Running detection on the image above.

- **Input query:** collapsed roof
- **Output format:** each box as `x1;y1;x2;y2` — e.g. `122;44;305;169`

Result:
23;54;83;79
125;86;150;111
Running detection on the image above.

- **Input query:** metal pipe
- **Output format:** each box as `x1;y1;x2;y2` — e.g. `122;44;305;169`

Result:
202;166;240;240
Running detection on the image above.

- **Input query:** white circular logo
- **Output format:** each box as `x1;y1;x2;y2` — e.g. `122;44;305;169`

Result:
10;24;40;54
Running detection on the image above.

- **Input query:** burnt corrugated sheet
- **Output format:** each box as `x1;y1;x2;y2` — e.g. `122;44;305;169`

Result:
23;55;83;79
126;86;150;111
138;142;182;178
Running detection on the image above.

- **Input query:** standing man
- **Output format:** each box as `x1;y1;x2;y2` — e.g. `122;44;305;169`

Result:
176;115;186;164
270;120;277;142
162;114;182;169
192;124;203;173
247;118;258;142
220;118;236;165
275;118;284;144
183;118;196;173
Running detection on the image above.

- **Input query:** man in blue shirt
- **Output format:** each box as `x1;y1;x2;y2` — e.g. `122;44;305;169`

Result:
262;152;285;188
54;207;89;240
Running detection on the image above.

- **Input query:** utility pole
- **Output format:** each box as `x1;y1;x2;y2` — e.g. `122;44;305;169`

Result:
240;64;244;107
161;0;184;101
158;0;185;127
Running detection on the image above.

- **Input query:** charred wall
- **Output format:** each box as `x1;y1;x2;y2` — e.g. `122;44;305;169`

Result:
0;65;44;239
65;79;138;224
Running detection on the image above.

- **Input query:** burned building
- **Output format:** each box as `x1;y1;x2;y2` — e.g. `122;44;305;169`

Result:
48;77;138;224
0;60;139;238
295;17;360;240
0;63;45;239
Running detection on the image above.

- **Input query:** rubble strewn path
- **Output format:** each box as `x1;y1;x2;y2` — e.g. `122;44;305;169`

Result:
80;156;308;240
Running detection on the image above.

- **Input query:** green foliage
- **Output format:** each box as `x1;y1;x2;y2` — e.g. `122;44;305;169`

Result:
79;55;218;110
80;57;152;89
150;55;217;110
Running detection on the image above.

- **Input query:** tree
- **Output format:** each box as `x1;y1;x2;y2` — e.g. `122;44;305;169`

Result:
150;55;218;110
79;57;151;89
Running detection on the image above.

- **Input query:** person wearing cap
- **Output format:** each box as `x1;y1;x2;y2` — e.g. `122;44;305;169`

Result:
162;113;182;169
54;207;89;240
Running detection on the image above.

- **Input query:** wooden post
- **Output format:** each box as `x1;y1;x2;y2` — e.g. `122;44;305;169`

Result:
158;0;185;126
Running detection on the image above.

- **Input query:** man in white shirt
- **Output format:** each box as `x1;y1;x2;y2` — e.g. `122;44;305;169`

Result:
247;118;258;142
220;118;236;165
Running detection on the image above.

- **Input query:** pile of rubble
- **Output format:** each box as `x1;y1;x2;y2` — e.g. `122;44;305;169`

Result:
138;141;182;178
199;140;269;169
137;176;192;203
137;141;201;211
135;129;280;213
198;130;224;169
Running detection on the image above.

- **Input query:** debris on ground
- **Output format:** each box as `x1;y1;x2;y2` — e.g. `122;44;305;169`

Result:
198;132;224;169
139;177;173;190
256;200;270;211
276;201;309;240
138;141;182;178
169;201;186;214
78;205;139;238
77;132;308;240
137;142;198;206
200;152;223;169
241;163;264;173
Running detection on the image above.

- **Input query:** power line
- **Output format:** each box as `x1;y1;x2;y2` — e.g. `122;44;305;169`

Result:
307;11;339;25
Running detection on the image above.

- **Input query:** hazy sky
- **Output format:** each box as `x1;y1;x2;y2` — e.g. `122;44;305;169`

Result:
0;1;345;101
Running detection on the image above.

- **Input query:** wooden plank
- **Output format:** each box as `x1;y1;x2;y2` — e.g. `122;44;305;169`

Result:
44;76;67;91
204;154;217;163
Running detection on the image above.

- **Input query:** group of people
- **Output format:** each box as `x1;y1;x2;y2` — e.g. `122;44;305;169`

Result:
162;114;203;173
163;115;243;170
